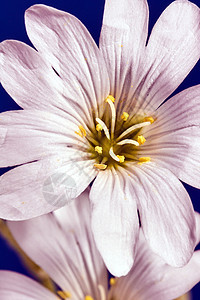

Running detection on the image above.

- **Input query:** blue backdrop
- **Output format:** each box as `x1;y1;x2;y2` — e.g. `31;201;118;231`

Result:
0;0;200;298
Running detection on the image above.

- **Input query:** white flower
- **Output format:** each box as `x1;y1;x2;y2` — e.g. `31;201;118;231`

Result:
2;190;200;300
0;0;200;275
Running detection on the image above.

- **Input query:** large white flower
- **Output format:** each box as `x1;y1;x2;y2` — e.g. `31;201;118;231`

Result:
0;0;200;275
2;191;200;300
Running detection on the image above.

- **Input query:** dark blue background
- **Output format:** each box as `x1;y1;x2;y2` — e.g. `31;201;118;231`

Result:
0;0;200;298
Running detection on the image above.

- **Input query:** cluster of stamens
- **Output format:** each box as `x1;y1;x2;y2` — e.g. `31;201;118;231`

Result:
57;285;106;300
75;95;154;170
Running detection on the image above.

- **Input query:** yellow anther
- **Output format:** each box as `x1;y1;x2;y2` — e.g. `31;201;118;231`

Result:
117;155;125;163
57;291;71;299
138;157;151;165
85;296;94;300
94;163;107;170
95;146;103;154
79;125;86;136
75;125;86;138
137;135;146;145
121;112;129;121
106;95;115;103
75;130;83;137
96;123;103;131
110;277;117;286
144;116;154;124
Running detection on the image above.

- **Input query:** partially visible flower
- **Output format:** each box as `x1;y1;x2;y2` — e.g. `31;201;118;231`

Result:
1;190;200;300
0;0;200;275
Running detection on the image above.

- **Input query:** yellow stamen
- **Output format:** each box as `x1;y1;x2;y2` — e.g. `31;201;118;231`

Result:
75;130;82;137
110;277;117;286
75;125;86;138
106;95;115;103
138;157;151;165
137;135;146;145
121;112;129;121
57;291;71;299
85;296;94;300
94;163;107;170
95;146;103;154
79;125;86;136
96;123;103;131
144;116;154;124
117;155;125;163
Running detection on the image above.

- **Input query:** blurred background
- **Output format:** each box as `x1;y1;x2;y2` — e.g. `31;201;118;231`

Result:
0;0;200;298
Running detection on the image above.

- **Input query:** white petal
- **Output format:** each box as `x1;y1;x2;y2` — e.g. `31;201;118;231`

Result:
0;271;57;299
112;233;200;300
8;191;107;299
142;85;200;188
0;109;88;167
127;163;196;267
90;168;139;276
100;0;149;104
25;4;110;117
137;0;200;111
0;40;88;123
0;153;96;220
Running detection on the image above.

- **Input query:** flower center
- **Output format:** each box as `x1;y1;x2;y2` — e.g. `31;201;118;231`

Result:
75;95;154;170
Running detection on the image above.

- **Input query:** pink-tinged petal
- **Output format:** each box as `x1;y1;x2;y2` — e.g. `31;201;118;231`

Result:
145;251;200;300
0;109;89;167
112;233;200;300
0;271;57;299
100;0;149;104
127;163;196;267
90;168;139;276
137;0;200;111
142;85;200;188
0;153;96;220
54;189;108;296
195;212;200;245
0;40;94;125
141;127;200;189
25;4;109;116
8;191;107;299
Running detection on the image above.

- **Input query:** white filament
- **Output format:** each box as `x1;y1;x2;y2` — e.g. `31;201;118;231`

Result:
109;147;120;162
98;284;106;300
116;121;151;141
117;139;139;146
106;98;116;140
96;118;110;140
